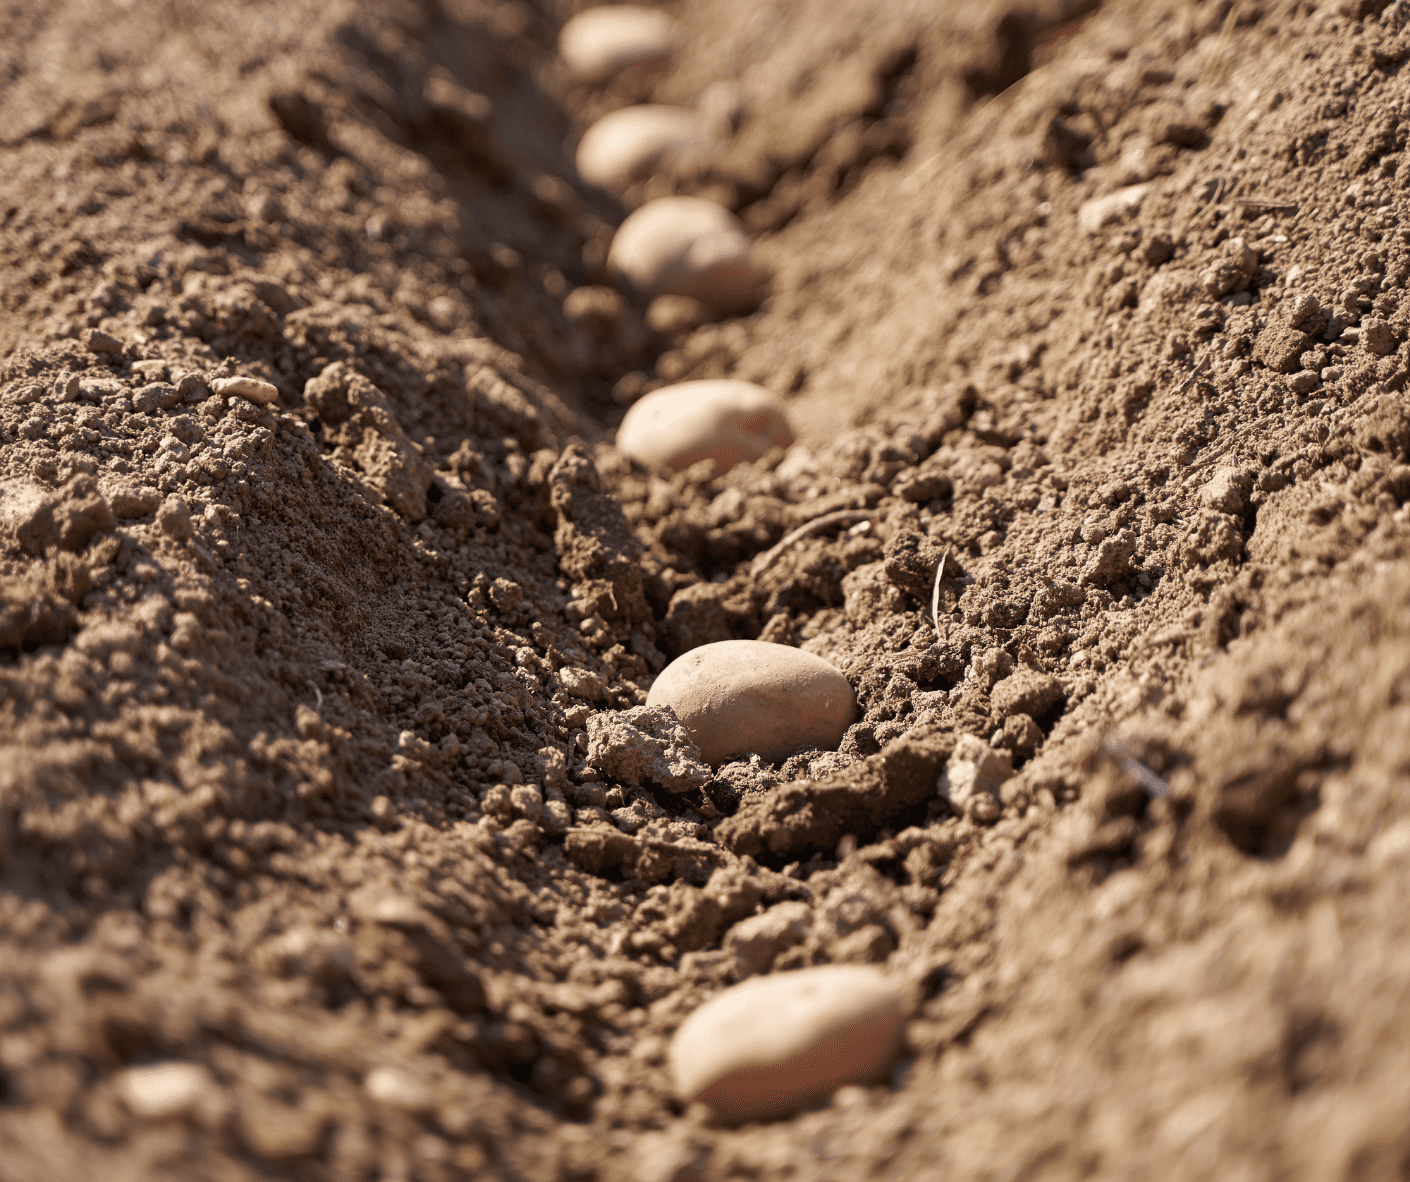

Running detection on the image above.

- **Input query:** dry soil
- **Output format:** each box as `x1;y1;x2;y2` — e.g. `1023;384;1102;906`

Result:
3;0;1410;1179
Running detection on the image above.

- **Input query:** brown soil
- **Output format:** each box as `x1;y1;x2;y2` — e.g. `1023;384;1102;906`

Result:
3;0;1410;1178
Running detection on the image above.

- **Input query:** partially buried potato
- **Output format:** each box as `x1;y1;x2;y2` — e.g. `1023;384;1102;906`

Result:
576;105;714;191
616;379;792;474
558;6;680;84
668;965;909;1123
608;196;758;314
646;639;856;766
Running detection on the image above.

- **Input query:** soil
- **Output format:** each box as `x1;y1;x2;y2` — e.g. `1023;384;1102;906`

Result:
3;0;1410;1178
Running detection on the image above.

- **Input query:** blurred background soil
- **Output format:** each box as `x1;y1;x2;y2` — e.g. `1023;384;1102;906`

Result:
3;0;1410;1178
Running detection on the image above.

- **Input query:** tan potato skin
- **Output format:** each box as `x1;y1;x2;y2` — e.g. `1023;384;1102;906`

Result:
668;966;908;1123
607;196;757;314
557;6;679;84
616;380;793;475
646;639;855;765
576;106;711;190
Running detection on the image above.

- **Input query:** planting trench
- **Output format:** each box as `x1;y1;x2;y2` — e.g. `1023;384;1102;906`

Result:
3;0;1410;1177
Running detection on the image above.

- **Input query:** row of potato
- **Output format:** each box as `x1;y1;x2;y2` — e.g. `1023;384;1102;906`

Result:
555;8;911;1124
560;5;797;480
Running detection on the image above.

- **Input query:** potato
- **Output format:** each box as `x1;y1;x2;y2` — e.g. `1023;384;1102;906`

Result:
668;966;909;1122
607;196;758;314
558;6;680;84
576;105;713;191
616;379;792;475
645;639;855;765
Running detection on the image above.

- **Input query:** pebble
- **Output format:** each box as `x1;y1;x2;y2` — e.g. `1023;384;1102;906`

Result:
646;294;709;334
577;105;713;190
607;196;758;314
1078;183;1152;235
116;1061;222;1121
364;1066;436;1113
558;6;680;84
646;639;855;765
668;966;909;1122
617;379;792;474
211;375;278;404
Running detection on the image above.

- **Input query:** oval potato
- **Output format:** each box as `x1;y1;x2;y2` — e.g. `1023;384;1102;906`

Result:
617;379;792;475
558;6;679;84
607;196;758;314
668;966;909;1123
646;639;855;765
576;105;713;191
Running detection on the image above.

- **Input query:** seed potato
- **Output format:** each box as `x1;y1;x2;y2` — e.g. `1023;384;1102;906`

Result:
558;6;680;84
576;105;713;191
607;196;758;314
668;965;909;1122
617;379;792;474
645;638;855;765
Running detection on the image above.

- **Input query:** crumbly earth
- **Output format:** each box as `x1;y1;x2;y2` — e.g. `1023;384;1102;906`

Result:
3;0;1410;1178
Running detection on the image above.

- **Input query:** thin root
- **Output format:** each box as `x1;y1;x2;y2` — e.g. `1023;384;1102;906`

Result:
1100;736;1170;797
750;509;875;577
1174;355;1209;396
929;547;950;640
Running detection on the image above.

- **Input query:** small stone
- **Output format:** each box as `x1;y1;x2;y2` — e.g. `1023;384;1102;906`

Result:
646;639;856;766
668;965;909;1122
991;666;1063;718
938;733;1012;810
83;328;124;355
558;5;680;83
116;1062;222;1121
211;375;278;404
364;1066;436;1113
156;496;193;540
1289;371;1321;395
576;105;713;190
608;197;758;314
617;379;792;475
1077;184;1151;235
646;294;710;335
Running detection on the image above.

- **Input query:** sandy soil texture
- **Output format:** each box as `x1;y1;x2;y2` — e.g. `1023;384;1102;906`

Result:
4;0;1410;1178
